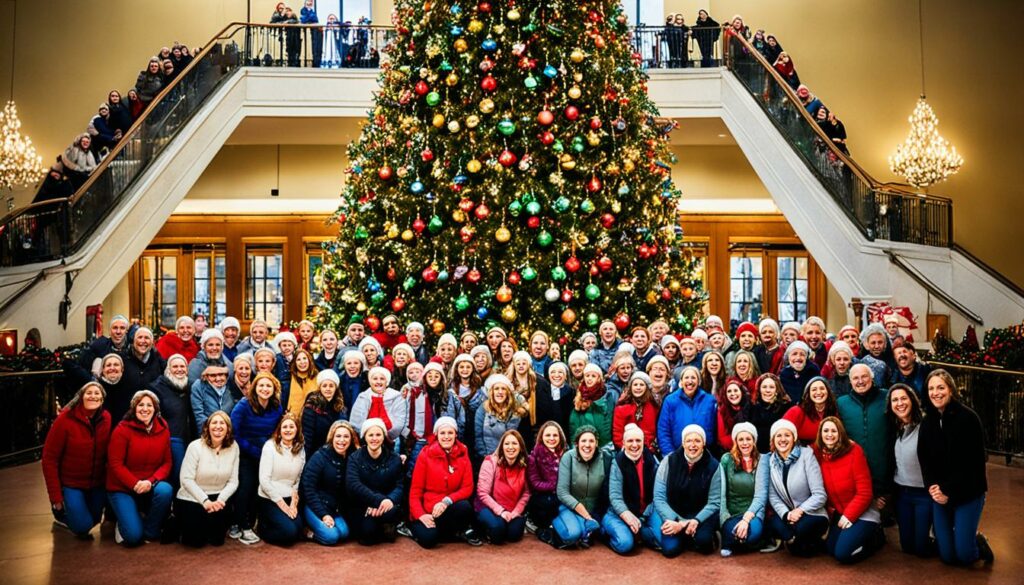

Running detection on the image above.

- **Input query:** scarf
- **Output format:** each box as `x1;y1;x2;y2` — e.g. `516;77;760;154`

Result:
367;392;393;430
578;380;605;404
407;386;433;439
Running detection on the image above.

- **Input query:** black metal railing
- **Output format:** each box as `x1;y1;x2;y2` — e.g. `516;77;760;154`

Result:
0;370;68;467
929;361;1024;463
724;32;953;247
630;25;724;69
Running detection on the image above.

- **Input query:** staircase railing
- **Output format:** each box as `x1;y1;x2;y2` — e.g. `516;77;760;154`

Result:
723;32;953;248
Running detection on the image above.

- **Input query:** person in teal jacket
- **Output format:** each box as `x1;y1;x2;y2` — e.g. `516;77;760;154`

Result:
568;364;615;450
550;425;609;548
838;365;892;500
715;422;770;556
657;366;717;454
651;424;720;556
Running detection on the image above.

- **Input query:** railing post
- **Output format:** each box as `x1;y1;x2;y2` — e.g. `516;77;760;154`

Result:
59;201;71;257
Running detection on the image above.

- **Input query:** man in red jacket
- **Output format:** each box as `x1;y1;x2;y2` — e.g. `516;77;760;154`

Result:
372;314;407;352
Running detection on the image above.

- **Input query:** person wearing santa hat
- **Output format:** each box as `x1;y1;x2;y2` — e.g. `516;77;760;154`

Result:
349;366;408;443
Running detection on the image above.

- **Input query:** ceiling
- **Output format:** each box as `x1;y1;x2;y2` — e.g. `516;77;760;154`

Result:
225;116;737;147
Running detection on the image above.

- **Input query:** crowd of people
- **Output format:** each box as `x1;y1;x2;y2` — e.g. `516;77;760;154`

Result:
42;309;994;568
266;2;380;69
32;42;200;204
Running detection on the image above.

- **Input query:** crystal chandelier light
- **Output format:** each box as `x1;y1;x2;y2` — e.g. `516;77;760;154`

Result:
888;97;962;188
0;100;45;191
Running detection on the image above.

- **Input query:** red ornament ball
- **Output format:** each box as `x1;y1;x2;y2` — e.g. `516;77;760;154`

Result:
474;203;490;220
478;2;491;13
537;110;555;126
539;131;555;146
508;271;521;285
498;149;518;167
587;176;603;193
564;105;580;121
391;297;406;312
589;117;603;130
414;80;429;96
597;255;613;272
613;312;631;332
422;265;438;283
421;148;434;162
365;316;381;332
589;264;600;276
458;198;475;212
565;256;581;273
561;289;574;303
600;213;616;229
378;165;393;180
467;268;482;284
661;288;672;300
526;216;541;229
412;217;426;234
386;266;397;281
481;75;498;92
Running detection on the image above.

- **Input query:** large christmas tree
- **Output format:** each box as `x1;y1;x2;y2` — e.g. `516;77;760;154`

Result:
318;0;706;341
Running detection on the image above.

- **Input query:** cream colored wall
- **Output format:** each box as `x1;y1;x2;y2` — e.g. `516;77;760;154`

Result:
672;146;770;199
187;144;347;198
103;273;131;330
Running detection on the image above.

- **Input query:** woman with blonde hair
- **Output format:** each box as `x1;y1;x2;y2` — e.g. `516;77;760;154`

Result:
257;412;306;545
301;421;359;546
475;375;527;459
176;411;239;547
476;429;532;544
716;422;769;556
507;350;548;447
495;338;518;374
286;348;320;414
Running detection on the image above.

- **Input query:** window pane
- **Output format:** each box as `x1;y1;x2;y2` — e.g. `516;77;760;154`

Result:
267;256;281;278
194;258;209;279
796;257;809;279
215;257;226;278
162;280;176;302
778;303;795;322
796;280;808;300
777;256;793;281
778;280;795;303
162;257;177;279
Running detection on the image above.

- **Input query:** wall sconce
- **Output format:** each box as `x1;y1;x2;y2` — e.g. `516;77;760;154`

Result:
0;329;17;356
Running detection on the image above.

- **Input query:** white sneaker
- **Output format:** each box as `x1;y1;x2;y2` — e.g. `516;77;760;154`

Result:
720;548;733;557
227;525;242;540
114;524;124;545
239;529;261;545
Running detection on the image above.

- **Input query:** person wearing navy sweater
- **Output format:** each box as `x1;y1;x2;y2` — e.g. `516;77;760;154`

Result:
346;418;404;545
603;423;660;554
338;350;369;416
651;424;720;556
779;341;821;405
314;328;342;372
301;421;359;546
657;366;717;455
42;382;111;537
229;372;284;545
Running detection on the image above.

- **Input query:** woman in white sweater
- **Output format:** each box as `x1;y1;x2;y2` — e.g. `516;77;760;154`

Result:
257;412;306;545
176;411;240;547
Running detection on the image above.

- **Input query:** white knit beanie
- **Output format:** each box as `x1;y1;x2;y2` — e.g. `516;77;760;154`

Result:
360;417;388;438
682;424;706;444
317;369;340;387
731;421;758;445
770;418;798;440
622;423;645;443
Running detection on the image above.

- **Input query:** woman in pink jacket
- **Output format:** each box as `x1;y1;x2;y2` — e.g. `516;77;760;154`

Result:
476;430;532;544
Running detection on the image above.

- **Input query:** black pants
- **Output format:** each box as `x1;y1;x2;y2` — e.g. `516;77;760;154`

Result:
176;497;228;547
258;496;303;545
528;492;560;528
233;455;259;529
409;499;473;549
354;507;401;546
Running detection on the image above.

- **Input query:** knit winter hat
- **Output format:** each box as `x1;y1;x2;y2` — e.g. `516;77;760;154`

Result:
837;325;859;339
484;374;514;392
784;340;811;361
573;424;599;444
622;423;645;443
731;421;758;445
583;363;604;377
705;315;724;330
368;366;392;386
828;340;854;361
200;328;224;347
391;343;415;359
175;315;195;328
219;316;241;332
166;353;188;368
690;328;708;341
436;333;458;350
469;345;492;360
359;336;382;353
317;369;340;387
770;418;798;440
578;332;597;345
781;321;802;336
678;336;697;347
759;318;781;336
860;323;887;345
342;349;367;368
547;361;569;377
274;331;297;348
735;322;758;339
451;353;475;371
406;321;425;334
883;314;900;325
433;416;458;435
422;361;446;380
254;347;277;362
512;350;531;363
233;352;255;368
628;371;653;388
659;334;680;350
486;326;507;338
567;349;589;365
646;355;670;374
681;424;706;444
360;417;388;438
110;315;129;326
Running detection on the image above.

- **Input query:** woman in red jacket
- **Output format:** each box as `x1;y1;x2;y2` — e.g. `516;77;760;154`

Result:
476;429;531;544
406;416;482;548
612;372;659;453
42;381;112;537
814;416;883;563
106;390;173;546
783;377;838;444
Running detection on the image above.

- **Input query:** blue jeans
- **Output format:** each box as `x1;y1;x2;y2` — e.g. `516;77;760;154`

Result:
59;487;106;537
721;515;765;550
601;509;658;554
552;505;600;546
895;485;933;557
647;508;719;557
932;494;985;565
108;482;173;546
258;497;303;545
768;512;828;556
826;517;880;564
169;438;186;489
477;508;527;544
406;439;427;478
303;506;349;545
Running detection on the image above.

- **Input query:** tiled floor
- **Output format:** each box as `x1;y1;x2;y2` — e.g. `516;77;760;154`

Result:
0;461;1020;585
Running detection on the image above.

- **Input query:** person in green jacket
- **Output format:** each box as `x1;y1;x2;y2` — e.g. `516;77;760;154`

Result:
549;425;609;548
569;364;614;451
715;422;770;556
838;365;892;505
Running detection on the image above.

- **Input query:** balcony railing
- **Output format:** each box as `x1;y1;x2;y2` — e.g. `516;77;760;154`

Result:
723;31;953;247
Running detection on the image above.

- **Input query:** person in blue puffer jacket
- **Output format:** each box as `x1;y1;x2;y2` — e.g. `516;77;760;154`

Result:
657;366;717;455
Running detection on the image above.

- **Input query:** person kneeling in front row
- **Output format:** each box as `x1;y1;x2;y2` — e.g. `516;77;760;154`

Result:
603;423;660;554
651;424;720;556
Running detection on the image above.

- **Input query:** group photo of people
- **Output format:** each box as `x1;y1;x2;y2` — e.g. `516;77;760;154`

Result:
43;310;994;568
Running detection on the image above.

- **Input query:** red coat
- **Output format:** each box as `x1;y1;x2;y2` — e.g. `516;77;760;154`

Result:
815;442;874;521
408;438;474;520
42;405;111;504
106;417;172;492
372;332;407;352
612;401;658;452
155;334;199;362
783;405;823;443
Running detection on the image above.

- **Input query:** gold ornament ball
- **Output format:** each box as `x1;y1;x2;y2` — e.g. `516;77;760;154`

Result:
454;38;468;52
432;320;447;335
587;132;601;146
387;224;400;239
445;72;459;86
568;86;582;100
401;229;415;241
570;49;585;63
468;19;484;33
479;98;496;114
452;209;467;223
507;8;521;21
623;159;635;173
467;159;483;173
356;301;368;312
669;280;681;292
432;113;445;128
466;114;480;128
573;72;584;82
501;305;518;323
561;308;578;325
560;154;576;171
447;120;461;133
495;225;512;243
646;290;658;305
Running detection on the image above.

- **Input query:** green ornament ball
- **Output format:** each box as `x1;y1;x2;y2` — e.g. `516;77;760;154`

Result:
455;294;470;311
508;200;522;216
551;266;567;281
536;230;553;247
524;76;538;89
425;91;441;106
354;226;369;242
552;140;564;154
586;312;600;327
572;136;585;153
553;196;571;213
428;215;444;233
403;276;417;290
525;201;541;216
522;266;538;281
497;118;516;136
370;291;386;305
579;199;596;214
585;283;601;300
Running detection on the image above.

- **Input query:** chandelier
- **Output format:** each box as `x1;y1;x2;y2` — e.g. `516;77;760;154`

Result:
888;97;962;188
0;100;45;191
888;0;962;189
1;1;45;193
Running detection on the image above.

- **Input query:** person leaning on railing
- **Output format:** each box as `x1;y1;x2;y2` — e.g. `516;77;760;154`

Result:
692;9;720;68
134;57;165;109
61;133;98;190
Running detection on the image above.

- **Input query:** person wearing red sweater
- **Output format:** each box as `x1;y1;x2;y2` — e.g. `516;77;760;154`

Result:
42;382;112;537
783;376;838;444
372;314;408;352
612;372;659;453
716;378;752;451
814;417;883;564
155;316;200;362
475;430;532;544
106;390;173;546
407;416;481;547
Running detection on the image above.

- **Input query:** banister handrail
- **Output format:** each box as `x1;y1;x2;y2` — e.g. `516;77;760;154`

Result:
952;243;1024;298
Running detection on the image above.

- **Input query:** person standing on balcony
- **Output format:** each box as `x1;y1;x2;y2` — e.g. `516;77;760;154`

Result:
672;13;690;68
819;110;849;155
87;104;120;156
764;35;783;66
693;9;720;68
281;7;302;67
300;0;322;68
270;2;288;65
773;52;801;90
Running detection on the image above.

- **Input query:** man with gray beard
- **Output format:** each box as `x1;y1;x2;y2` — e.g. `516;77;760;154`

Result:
149;354;195;488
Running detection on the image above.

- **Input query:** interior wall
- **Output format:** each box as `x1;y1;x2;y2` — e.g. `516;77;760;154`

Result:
102;273;131;330
672;146;771;199
187;144;347;198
